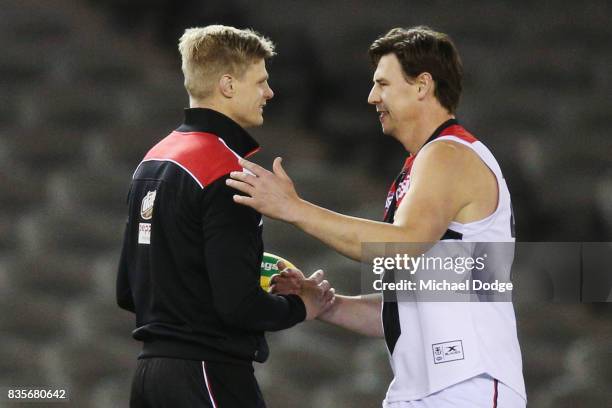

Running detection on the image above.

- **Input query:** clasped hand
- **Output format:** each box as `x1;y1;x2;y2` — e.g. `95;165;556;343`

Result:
270;261;335;320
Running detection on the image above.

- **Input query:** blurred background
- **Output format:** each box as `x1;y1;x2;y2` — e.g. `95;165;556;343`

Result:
1;0;611;406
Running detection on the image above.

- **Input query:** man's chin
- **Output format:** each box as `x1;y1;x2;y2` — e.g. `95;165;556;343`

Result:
242;116;264;128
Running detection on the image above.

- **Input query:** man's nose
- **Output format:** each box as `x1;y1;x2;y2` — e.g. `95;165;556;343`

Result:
367;87;379;105
265;85;274;100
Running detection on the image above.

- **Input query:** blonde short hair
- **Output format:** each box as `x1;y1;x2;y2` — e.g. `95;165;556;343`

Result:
178;25;276;100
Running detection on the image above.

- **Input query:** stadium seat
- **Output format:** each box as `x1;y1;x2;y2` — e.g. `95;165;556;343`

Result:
45;166;131;215
7;127;86;170
65;297;134;341
90;376;134;408
39;338;136;388
37;87;121;131
0;292;66;341
38;338;137;406
16;209;122;255
85;126;165;168
0;337;47;386
10;251;94;298
0;163;46;214
264;328;353;389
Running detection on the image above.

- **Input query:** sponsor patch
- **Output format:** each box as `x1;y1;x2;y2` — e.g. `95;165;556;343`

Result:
432;340;464;364
138;223;151;245
385;191;394;210
396;176;410;201
141;190;157;220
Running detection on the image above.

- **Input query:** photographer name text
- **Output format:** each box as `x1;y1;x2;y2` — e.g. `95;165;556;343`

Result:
373;279;513;293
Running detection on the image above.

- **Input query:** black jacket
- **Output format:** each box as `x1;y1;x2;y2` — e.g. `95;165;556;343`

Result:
117;108;306;364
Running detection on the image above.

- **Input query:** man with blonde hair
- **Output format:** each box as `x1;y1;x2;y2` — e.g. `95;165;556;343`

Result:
117;25;333;408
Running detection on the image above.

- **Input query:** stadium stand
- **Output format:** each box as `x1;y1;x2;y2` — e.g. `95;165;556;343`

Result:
0;0;610;406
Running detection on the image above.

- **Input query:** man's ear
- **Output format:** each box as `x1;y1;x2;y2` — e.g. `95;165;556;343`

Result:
416;72;434;100
219;74;234;98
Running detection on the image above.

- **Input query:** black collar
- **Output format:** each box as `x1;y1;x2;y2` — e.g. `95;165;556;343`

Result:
410;118;459;156
425;118;459;145
176;108;260;157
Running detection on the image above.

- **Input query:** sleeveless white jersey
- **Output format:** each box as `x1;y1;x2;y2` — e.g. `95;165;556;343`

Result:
381;121;526;404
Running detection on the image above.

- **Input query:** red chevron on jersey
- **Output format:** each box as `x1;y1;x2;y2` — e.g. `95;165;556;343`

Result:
143;131;243;188
384;155;416;220
396;156;416;205
384;123;476;221
439;124;478;143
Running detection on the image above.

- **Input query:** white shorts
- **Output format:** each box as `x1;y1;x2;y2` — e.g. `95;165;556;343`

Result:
384;374;526;408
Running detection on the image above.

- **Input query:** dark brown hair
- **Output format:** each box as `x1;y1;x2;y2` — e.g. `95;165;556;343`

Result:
369;26;463;113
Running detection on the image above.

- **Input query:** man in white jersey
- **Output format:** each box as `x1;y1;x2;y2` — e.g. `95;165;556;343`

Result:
226;26;526;407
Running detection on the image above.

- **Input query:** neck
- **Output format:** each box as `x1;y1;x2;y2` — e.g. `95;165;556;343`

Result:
396;108;454;155
189;96;243;127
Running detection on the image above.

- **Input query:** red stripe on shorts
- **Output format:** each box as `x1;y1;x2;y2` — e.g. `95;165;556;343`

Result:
493;378;499;408
202;362;218;408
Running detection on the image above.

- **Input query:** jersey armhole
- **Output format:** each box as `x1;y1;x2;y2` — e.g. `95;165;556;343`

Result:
428;137;503;227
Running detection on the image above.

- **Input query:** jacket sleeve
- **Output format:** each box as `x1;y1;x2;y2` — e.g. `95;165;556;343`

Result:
117;218;136;313
202;176;306;331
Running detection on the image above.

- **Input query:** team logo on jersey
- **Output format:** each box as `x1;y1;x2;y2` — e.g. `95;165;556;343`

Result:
395;176;410;201
140;190;157;220
432;340;464;364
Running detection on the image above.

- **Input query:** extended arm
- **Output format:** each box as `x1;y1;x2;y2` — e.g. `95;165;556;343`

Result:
271;266;383;337
204;177;333;331
227;142;471;261
203;177;306;331
318;293;384;337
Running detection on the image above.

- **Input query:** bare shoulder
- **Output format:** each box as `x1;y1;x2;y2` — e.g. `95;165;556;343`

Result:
416;140;498;221
422;139;475;158
412;139;475;177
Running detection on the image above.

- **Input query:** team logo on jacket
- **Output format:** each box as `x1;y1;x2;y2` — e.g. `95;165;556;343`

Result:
141;190;157;220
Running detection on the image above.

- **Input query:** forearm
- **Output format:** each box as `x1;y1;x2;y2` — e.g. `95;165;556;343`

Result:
203;178;309;331
291;200;425;262
318;293;383;337
218;291;306;332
